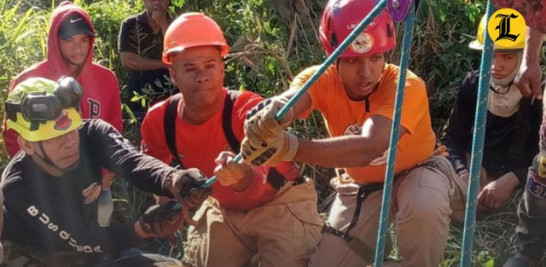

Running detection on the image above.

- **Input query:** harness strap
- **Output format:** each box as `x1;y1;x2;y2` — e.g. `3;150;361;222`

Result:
322;183;384;239
222;90;241;154
164;94;184;168
348;184;383;234
164;91;240;168
321;183;384;260
267;167;306;190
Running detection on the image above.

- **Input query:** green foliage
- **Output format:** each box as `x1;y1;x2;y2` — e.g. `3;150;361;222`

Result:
86;0;139;71
403;0;485;130
0;1;50;165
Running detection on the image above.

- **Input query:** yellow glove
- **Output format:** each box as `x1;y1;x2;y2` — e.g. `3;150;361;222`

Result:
244;96;294;144
241;131;299;166
242;96;297;166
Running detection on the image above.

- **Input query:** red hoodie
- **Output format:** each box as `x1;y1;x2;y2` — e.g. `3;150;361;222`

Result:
2;2;122;157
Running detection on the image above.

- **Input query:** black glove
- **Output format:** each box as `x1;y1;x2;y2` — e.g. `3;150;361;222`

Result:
139;201;183;238
165;168;212;209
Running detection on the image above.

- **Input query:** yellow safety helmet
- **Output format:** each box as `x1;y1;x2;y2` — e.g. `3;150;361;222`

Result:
5;77;82;142
469;15;524;51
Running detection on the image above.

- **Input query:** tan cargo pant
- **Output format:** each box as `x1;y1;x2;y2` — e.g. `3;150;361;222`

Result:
308;156;467;267
182;178;323;267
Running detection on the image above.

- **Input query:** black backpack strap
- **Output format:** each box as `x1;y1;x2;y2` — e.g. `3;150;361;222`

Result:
164;94;184;169
223;90;242;154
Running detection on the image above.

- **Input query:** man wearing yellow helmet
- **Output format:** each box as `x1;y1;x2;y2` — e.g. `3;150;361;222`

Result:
441;15;543;211
0;77;211;266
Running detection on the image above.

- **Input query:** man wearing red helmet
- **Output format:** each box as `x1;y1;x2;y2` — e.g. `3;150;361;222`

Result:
241;0;466;266
140;13;322;267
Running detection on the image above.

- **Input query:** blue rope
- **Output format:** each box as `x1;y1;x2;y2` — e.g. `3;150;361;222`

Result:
460;1;494;266
203;0;388;187
373;2;416;266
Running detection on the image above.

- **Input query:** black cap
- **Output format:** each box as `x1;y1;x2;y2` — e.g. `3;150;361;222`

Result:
58;14;94;40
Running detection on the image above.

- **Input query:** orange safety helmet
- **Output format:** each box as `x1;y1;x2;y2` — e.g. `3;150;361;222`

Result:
319;0;396;58
162;12;230;65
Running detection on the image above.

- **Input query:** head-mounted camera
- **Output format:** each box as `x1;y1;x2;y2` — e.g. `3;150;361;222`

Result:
5;76;83;130
55;76;83;109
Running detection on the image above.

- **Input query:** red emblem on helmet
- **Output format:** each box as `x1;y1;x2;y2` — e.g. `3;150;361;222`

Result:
319;0;396;58
54;110;72;130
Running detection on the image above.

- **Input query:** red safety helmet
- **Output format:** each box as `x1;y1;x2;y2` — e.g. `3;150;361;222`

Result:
162;12;230;65
319;0;396;58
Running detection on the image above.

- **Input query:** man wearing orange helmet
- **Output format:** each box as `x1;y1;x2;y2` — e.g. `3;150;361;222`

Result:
442;15;542;211
241;0;466;266
140;13;322;267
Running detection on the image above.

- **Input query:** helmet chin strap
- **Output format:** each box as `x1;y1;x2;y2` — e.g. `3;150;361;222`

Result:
35;141;78;174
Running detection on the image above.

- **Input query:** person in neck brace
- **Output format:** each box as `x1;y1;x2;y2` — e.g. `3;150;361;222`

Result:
441;15;544;211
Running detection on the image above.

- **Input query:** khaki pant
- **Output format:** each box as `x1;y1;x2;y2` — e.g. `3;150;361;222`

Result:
309;156;467;267
182;179;322;267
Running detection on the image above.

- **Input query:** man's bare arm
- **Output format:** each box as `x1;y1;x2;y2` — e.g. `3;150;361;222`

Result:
515;26;545;99
295;115;406;167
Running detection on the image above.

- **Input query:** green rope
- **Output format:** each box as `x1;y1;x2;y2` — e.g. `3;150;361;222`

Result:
373;2;417;266
460;1;494;266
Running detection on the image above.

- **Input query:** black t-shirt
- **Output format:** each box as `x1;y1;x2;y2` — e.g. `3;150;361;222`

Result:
118;11;175;113
441;70;543;184
1;119;176;259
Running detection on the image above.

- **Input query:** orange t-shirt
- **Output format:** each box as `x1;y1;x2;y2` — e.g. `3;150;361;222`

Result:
290;64;436;184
